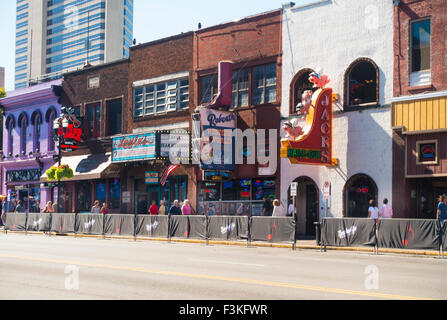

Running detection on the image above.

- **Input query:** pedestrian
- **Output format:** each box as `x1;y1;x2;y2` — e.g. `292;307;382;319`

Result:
368;200;379;219
272;199;286;217
91;200;100;214
288;202;295;217
15;200;26;213
261;197;273;216
101;202;109;215
169;200;182;216
379;198;393;219
42;201;55;213
181;199;191;215
436;195;447;225
148;200;159;215
1;198;7;226
159;200;166;215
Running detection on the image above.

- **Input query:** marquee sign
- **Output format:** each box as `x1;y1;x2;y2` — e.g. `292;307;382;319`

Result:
157;130;191;162
281;88;337;166
112;132;156;163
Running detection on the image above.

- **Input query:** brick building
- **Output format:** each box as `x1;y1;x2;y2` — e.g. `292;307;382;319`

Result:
392;0;447;218
52;59;129;213
193;10;282;216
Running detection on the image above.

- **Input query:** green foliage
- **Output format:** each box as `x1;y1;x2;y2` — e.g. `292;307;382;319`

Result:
0;88;6;98
46;164;74;181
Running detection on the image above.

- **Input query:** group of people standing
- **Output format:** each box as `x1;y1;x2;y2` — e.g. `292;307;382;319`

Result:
147;199;193;216
367;198;394;219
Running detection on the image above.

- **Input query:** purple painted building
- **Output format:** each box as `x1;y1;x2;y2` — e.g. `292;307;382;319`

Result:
0;80;61;213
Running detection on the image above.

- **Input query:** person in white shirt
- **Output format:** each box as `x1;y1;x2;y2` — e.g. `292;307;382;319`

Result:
379;198;393;218
272;199;286;217
288;203;295;217
368;200;379;219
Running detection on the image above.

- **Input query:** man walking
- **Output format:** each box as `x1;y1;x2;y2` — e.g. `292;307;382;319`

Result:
437;195;447;225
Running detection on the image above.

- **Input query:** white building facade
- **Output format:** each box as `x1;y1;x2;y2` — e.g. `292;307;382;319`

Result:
281;0;394;236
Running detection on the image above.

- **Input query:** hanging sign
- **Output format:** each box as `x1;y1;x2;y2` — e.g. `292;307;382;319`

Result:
112;132;156;163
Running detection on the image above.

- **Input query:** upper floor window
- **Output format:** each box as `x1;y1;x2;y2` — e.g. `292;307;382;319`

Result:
87;103;101;139
290;69;315;115
200;63;278;108
46;108;57;152
345;58;379;108
5;115;15;157
107;99;122;136
31;110;42;153
411;19;431;73
18;112;28;156
134;78;189;118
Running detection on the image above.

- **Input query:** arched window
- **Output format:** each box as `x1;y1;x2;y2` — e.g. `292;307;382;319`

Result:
18;112;28;156
343;174;378;218
5;115;15;157
46;107;57;152
344;58;379;108
290;68;315;115
31;110;42;153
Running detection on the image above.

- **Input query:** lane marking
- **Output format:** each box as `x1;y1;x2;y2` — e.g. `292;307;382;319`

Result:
0;253;436;300
189;258;265;267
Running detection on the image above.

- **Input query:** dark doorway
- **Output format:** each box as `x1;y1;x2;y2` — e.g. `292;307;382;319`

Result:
306;184;318;236
344;174;378;218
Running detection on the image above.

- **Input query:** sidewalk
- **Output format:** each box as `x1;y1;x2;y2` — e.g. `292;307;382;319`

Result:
2;228;445;258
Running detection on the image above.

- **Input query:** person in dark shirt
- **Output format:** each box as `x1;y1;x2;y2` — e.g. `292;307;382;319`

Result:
262;197;273;216
169;200;182;216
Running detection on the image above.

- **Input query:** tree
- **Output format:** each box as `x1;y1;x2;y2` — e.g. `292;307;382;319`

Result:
0;88;6;98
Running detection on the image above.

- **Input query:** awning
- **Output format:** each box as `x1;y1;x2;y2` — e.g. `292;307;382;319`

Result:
40;153;114;182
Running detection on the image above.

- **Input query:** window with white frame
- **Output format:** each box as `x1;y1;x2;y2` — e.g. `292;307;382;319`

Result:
252;63;277;105
134;78;189;117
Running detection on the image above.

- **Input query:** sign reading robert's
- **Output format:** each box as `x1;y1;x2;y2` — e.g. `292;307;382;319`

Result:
281;72;337;167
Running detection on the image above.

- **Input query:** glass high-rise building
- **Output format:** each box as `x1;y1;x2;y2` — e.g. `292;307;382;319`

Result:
15;0;133;89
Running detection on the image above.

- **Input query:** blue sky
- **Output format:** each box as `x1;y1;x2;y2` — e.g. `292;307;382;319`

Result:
0;0;282;91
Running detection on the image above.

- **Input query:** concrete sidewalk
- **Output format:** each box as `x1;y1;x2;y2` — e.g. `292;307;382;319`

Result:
1;227;445;258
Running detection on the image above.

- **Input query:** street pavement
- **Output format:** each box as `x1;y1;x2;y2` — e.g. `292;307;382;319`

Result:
0;232;445;300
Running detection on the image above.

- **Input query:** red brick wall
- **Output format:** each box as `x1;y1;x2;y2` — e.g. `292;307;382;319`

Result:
394;0;447;96
194;10;282;195
127;33;194;133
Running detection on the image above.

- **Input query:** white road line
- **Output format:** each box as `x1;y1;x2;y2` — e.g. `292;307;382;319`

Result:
189;258;265;267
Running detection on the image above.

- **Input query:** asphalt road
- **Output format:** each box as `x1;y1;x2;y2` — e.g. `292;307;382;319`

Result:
0;233;445;300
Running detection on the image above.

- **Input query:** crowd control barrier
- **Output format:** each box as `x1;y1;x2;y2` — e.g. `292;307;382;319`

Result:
50;213;76;234
321;218;376;247
250;217;295;243
26;213;51;232
75;214;104;235
443;222;447;252
188;216;207;240
104;214;134;237
4;213;27;232
207;216;249;241
135;215;169;238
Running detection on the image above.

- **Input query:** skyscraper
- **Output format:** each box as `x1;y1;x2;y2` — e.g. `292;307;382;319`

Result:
15;0;133;89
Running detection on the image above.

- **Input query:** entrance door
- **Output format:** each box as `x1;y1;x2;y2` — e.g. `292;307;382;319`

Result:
64;192;73;213
147;186;160;206
135;192;149;214
306;184;318;236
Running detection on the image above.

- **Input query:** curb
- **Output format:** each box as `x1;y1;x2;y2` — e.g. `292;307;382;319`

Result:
3;230;446;257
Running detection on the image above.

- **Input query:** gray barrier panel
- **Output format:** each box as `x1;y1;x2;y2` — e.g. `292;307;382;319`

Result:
104;214;134;236
208;216;249;240
250;217;295;242
169;215;189;238
5;213;27;231
135;215;169;238
443;222;447;250
188;216;207;240
76;214;104;235
26;213;51;232
377;219;440;250
321;218;376;247
50;213;76;234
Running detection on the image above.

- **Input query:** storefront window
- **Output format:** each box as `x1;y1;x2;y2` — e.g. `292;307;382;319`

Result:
239;179;252;200
222;181;237;200
179;177;187;203
110;178;120;209
96;182;107;207
76;181;92;212
252;178;276;201
29;185;40;212
199;182;220;202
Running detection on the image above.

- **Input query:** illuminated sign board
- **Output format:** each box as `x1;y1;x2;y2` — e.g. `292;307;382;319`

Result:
281;88;336;166
157;131;191;162
112;132;156;163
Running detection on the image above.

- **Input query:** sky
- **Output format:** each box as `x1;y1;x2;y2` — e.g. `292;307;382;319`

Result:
0;0;283;92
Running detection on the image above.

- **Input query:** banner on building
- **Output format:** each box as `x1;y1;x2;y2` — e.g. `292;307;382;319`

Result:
112;132;156;163
250;217;295;242
321;218;376;247
207;216;249;240
76;214;104;235
135;215;169;238
26;213;51;232
50;213;76;234
5;213;27;231
376;219;441;250
104;215;134;236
